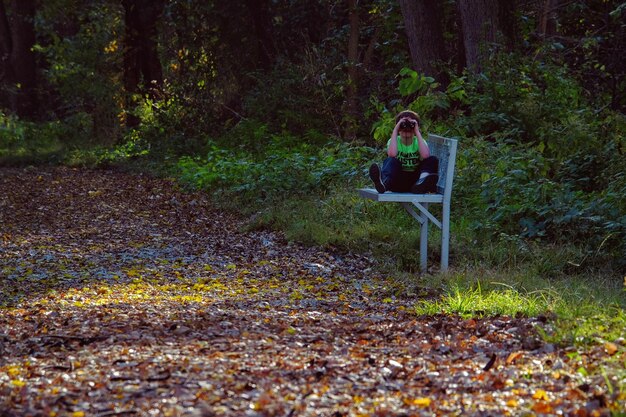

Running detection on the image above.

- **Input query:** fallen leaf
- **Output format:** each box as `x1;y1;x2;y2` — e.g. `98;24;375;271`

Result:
411;398;432;407
604;342;618;355
533;389;549;401
506;399;518;407
506;351;523;364
531;402;554;413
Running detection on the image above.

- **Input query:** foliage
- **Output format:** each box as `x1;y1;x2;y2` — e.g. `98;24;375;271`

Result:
0;0;624;325
243;53;346;137
35;0;124;144
446;53;626;270
177;127;378;201
454;137;625;269
552;0;626;112
0;110;151;167
371;67;452;144
0;111;70;165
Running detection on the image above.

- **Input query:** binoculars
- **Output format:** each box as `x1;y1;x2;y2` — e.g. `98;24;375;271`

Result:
399;119;416;130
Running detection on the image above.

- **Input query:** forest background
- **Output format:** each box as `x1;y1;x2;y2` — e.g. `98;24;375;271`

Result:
1;0;624;286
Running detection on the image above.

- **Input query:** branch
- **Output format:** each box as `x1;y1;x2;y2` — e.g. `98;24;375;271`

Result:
97;410;139;417
220;103;247;121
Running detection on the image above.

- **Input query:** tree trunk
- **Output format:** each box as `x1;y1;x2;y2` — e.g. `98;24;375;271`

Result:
537;0;560;38
398;0;446;78
454;4;467;72
457;0;500;72
123;0;164;95
0;0;14;106
123;0;164;126
362;25;381;72
245;0;276;70
2;0;37;117
344;0;359;140
498;0;519;48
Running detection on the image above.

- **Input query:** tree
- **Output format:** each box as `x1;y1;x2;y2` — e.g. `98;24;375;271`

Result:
244;0;276;70
498;0;519;49
0;1;14;99
344;0;360;140
122;0;164;104
0;0;38;117
342;0;389;140
456;0;501;71
537;0;561;38
398;0;446;78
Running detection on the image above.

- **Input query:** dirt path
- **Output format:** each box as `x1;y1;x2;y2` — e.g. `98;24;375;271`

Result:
0;167;619;416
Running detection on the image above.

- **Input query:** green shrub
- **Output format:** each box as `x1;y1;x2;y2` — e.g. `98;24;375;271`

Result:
0;109;155;167
454;137;625;270
364;54;626;272
0;112;66;165
177;129;378;202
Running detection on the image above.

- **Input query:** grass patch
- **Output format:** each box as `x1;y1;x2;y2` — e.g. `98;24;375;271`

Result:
411;269;625;347
410;269;626;400
413;282;551;318
236;185;622;276
214;181;626;349
239;186;447;272
0;111;151;168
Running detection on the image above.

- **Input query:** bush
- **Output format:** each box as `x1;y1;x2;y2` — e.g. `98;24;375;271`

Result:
454;135;624;271
366;53;626;272
177;127;378;202
0;112;68;165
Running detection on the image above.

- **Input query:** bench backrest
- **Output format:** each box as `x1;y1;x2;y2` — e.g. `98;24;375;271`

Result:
427;134;458;200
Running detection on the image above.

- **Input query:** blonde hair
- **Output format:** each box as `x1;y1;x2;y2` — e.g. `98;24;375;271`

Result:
395;110;420;124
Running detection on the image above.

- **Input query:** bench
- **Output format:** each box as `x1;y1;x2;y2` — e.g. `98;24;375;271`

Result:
358;134;458;272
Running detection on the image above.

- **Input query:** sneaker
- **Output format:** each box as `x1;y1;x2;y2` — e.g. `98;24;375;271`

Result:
369;163;387;193
411;174;438;194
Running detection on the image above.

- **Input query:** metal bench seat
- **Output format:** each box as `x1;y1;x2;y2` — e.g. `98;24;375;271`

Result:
359;134;458;272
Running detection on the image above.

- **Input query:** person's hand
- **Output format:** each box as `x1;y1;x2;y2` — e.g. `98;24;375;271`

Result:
396;117;419;133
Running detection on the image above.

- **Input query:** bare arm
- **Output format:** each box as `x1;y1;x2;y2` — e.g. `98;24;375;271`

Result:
387;119;403;157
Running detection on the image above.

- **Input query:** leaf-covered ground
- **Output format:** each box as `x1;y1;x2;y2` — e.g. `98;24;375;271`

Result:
0;167;623;416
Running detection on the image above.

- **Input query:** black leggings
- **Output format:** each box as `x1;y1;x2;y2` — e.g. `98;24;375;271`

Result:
380;156;439;192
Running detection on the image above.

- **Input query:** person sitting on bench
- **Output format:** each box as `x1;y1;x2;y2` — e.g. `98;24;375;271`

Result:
369;110;439;194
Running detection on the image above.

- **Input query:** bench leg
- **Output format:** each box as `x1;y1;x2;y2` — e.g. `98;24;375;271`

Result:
420;203;428;272
441;204;450;271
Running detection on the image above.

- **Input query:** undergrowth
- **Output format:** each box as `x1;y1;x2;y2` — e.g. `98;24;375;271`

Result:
411;270;626;344
186;148;625;348
2;51;625;352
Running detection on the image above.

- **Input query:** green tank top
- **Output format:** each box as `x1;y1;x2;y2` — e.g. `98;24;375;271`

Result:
387;136;424;172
